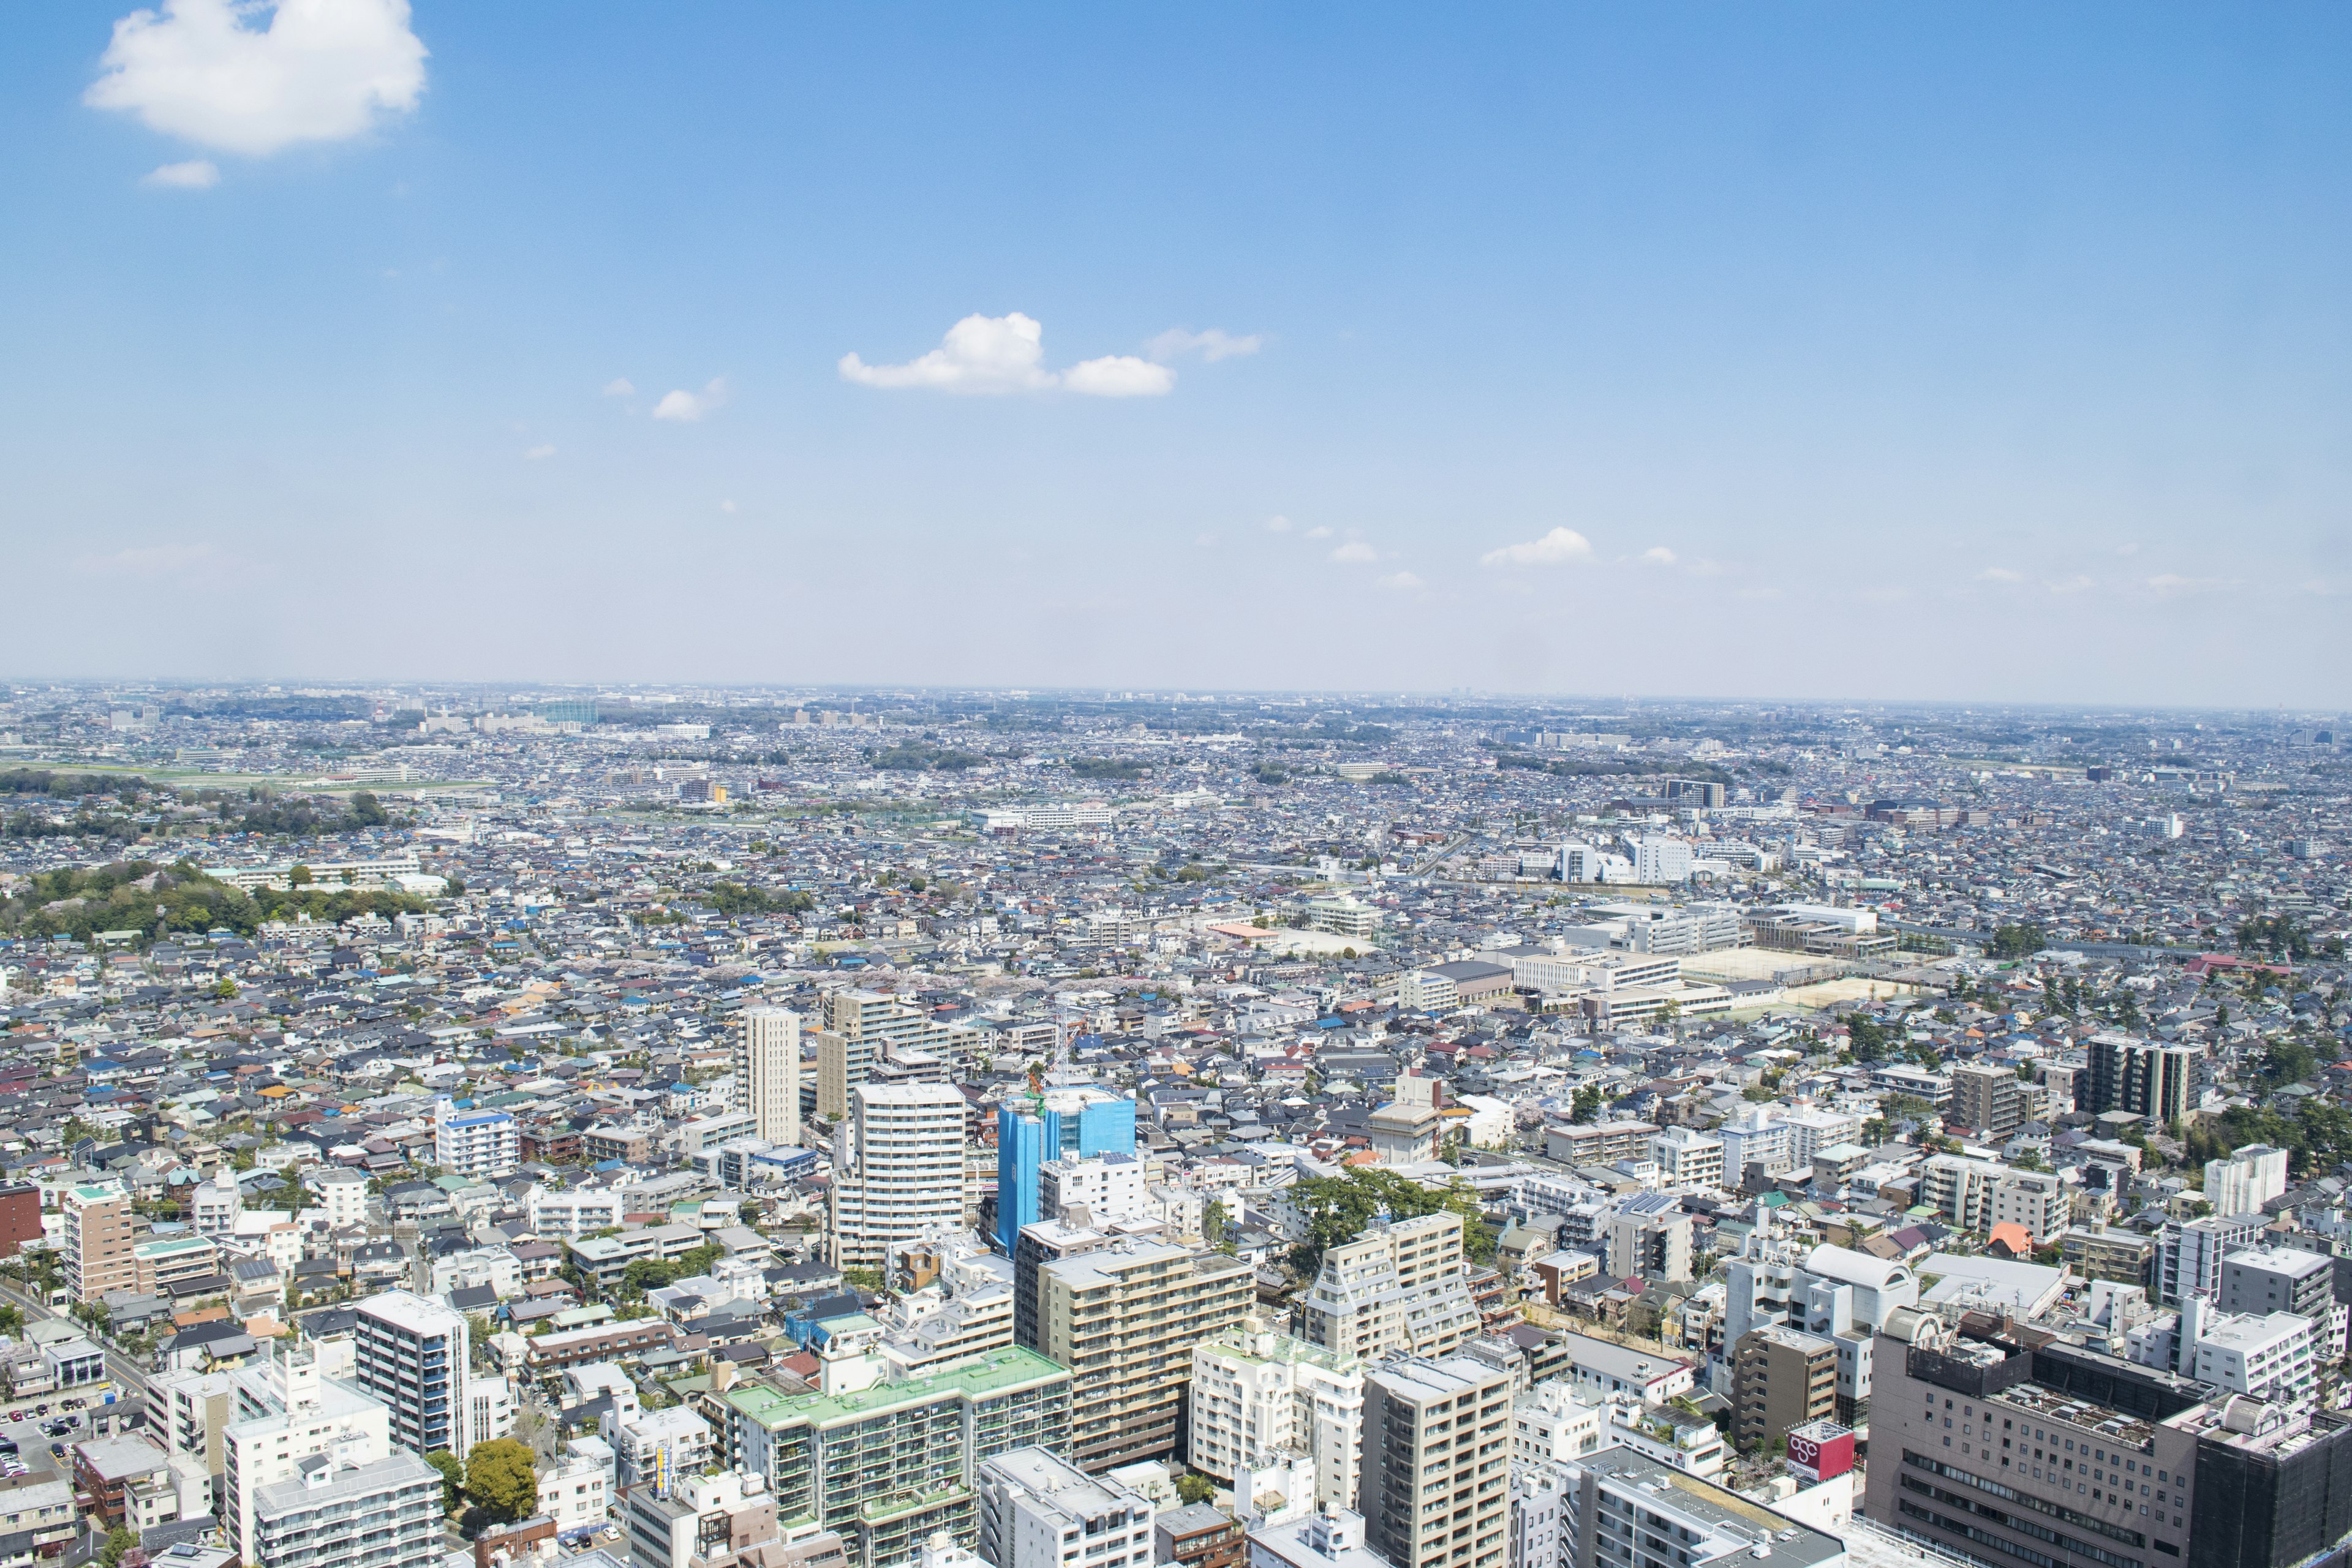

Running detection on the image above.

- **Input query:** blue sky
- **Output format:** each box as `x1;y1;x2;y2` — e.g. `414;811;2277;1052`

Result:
4;2;2348;703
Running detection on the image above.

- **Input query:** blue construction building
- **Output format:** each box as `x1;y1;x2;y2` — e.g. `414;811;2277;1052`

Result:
993;1090;1136;1254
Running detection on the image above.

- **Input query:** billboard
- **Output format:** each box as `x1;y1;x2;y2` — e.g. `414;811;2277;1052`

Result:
1787;1419;1855;1484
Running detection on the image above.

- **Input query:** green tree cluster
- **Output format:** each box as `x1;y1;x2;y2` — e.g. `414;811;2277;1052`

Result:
1286;1169;1497;1277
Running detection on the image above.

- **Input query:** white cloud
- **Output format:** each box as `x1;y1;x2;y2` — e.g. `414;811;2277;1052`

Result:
720;499;737;514
1639;546;1676;567
1303;525;1333;540
840;312;1173;396
142;158;217;188
652;377;729;423
601;377;634;396
522;444;555;461
2146;573;2228;598
86;0;427;157
77;541;217;576
1264;515;1291;533
1330;541;1381;564
1376;571;1424;592
2047;575;2094;595
1061;355;1175;398
1480;527;1593;568
1146;327;1262;363
1977;567;2024;582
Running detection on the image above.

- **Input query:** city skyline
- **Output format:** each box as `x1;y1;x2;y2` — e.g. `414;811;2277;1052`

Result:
4;2;2348;703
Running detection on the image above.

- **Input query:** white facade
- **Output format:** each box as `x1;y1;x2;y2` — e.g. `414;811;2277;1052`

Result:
1512;1380;1604;1466
739;1007;804;1148
433;1098;519;1180
1648;1126;1724;1189
535;1449;611;1529
976;1446;1155;1568
1630;837;1694;884
312;1168;371;1230
354;1289;473;1459
220;1343;395;1566
192;1170;243;1237
1507;1464;1567;1568
829;1083;968;1270
611;1405;715;1490
2206;1145;2290;1217
1188;1326;1364;1514
1039;1154;1152;1227
526;1184;630;1240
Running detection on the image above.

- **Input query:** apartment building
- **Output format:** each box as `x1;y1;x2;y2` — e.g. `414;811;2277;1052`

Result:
1646;1127;1724;1189
433;1098;519;1180
1036;1242;1254;1472
2220;1246;2335;1324
723;1346;1072;1568
2086;1033;2198;1125
739;1006;804;1148
816;990;959;1120
1730;1326;1838;1453
354;1290;472;1459
974;1446;1155;1568
63;1182;136;1304
221;1343;398;1564
1602;1196;1692;1283
1722;1240;1918;1427
247;1449;443;1568
1357;1357;1513;1568
1918;1155;2067;1243
1511;1381;1604;1468
1558;1448;1844;1568
2158;1212;2271;1305
1542;1122;1660;1167
1948;1063;2032;1141
1297;1213;1481;1363
829;1082;967;1271
622;1469;849;1568
2206;1147;2291;1218
1187;1324;1365;1514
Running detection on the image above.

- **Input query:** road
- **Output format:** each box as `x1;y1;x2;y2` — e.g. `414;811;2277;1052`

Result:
0;1282;160;1406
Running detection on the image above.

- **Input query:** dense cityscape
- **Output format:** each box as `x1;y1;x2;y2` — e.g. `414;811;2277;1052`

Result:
0;684;2346;1568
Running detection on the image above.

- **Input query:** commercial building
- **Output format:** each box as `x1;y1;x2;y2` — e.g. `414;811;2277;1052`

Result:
354;1290;473;1459
1157;1503;1244;1568
1357;1356;1512;1568
433;1098;519;1180
829;1084;967;1272
2206;1147;2290;1218
740;1007;804;1148
63;1182;135;1304
1035;1242;1254;1472
974;1446;1155;1568
1187;1324;1365;1515
1730;1327;1838;1453
1297;1213;1481;1363
723;1346;1073;1568
2086;1033;2198;1126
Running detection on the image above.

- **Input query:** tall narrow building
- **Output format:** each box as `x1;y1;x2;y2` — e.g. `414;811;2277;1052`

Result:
1358;1357;1513;1568
63;1181;136;1305
355;1290;473;1459
830;1083;968;1271
1035;1241;1253;1472
740;1006;804;1147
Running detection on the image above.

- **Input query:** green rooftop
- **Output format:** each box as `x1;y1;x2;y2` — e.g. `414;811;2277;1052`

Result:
726;1346;1069;1431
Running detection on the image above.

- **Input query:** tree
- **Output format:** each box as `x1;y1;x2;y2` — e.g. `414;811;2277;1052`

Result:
426;1449;466;1513
1174;1473;1218;1506
1202;1197;1229;1248
98;1527;135;1568
465;1438;538;1523
288;864;314;887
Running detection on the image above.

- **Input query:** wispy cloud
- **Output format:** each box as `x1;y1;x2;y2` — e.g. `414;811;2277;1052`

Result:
601;377;635;396
1977;567;2024;583
1264;515;1292;533
1330;540;1381;564
1303;525;1333;540
1145;327;1262;363
523;444;555;461
1638;546;1676;567
653;377;729;423
142;158;217;189
840;312;1172;397
85;0;427;156
1376;571;1423;592
2146;573;2230;598
77;542;218;576
1480;527;1592;568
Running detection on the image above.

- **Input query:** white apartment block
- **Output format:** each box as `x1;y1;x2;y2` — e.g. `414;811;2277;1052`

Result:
1512;1379;1604;1467
526;1184;630;1240
1039;1154;1151;1227
312;1167;371;1229
1188;1325;1364;1515
739;1006;804;1148
976;1446;1155;1568
1297;1213;1480;1362
355;1289;473;1459
220;1342;398;1566
2206;1145;2290;1217
1648;1126;1724;1189
1918;1155;2067;1242
433;1098;519;1180
828;1082;967;1270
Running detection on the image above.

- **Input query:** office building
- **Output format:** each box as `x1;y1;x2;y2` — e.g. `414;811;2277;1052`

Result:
433;1098;519;1180
975;1446;1155;1568
740;1007;804;1148
829;1083;967;1271
1187;1323;1365;1514
63;1181;135;1304
355;1289;473;1458
1357;1356;1512;1568
1036;1241;1254;1472
1948;1063;2032;1142
2220;1246;2335;1324
1730;1326;1838;1453
724;1346;1072;1568
2087;1033;2198;1126
2207;1147;2291;1219
1297;1213;1481;1363
1559;1448;1845;1568
2126;1296;2318;1406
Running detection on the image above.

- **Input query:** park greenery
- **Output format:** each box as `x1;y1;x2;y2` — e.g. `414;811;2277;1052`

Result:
1287;1167;1498;1277
0;859;431;944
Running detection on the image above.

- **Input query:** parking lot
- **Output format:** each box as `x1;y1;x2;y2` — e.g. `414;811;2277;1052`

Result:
0;1396;107;1477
